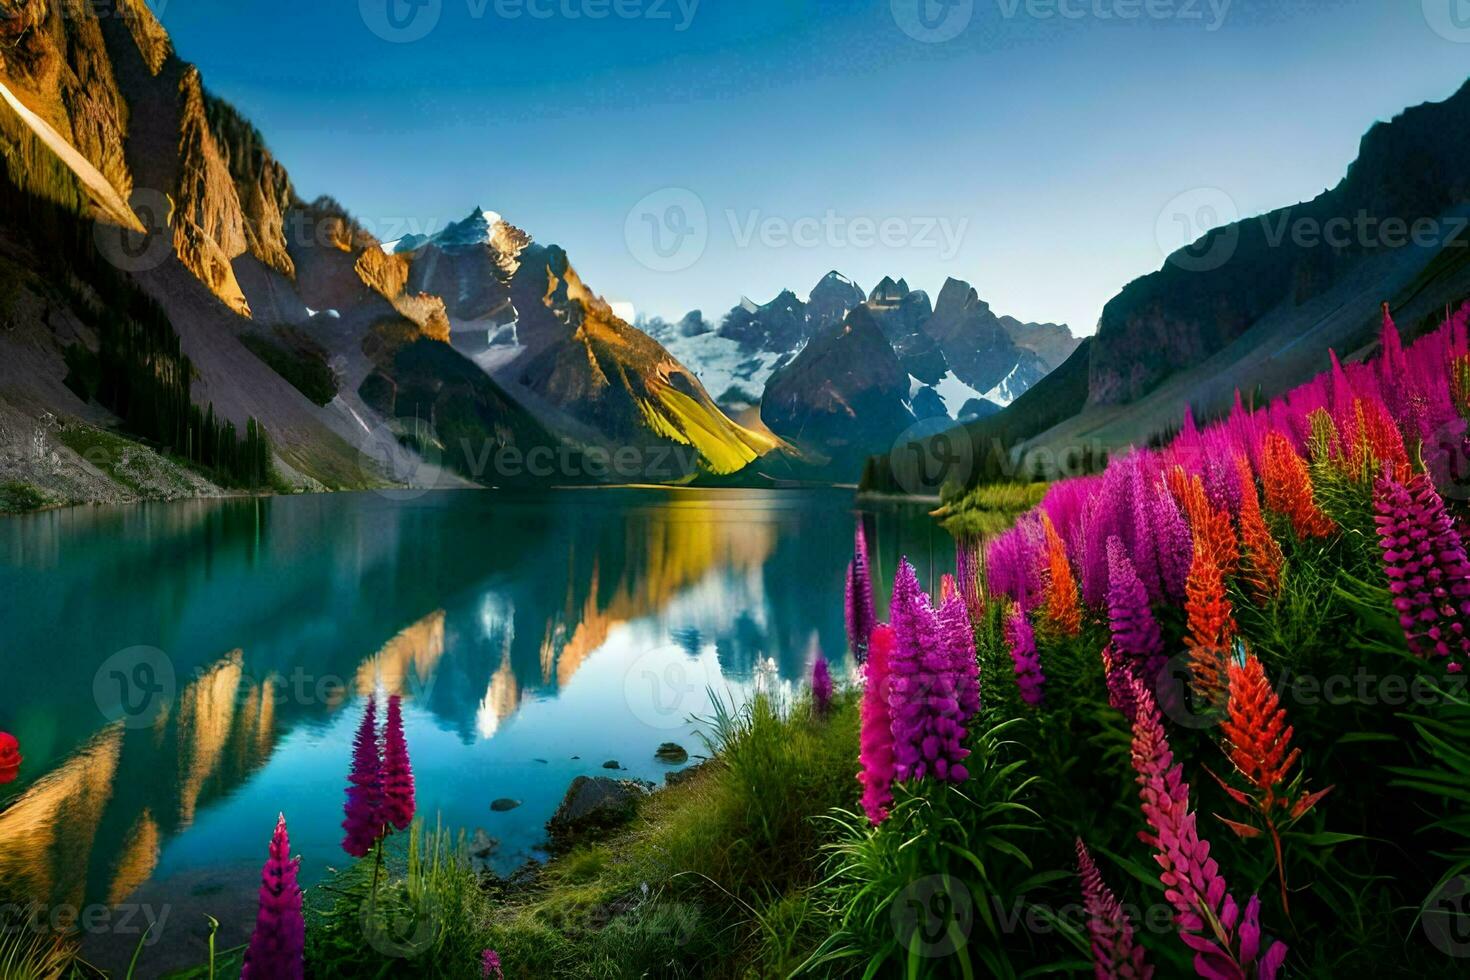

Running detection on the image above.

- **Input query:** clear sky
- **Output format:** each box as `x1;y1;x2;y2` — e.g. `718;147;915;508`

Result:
158;0;1470;335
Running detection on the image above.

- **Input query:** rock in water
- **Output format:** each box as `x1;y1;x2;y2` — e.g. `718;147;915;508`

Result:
470;829;499;858
546;776;653;850
491;798;521;812
601;760;622;770
654;743;689;764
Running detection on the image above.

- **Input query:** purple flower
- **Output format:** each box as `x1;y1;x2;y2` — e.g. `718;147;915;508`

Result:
811;654;833;716
1150;483;1193;602
889;560;971;783
940;592;981;720
1373;470;1470;669
1107;536;1165;683
1076;837;1152;979
845;521;876;661
1005;608;1045;707
341;697;385;858
481;949;504;979
383;694;416;832
242;814;305;980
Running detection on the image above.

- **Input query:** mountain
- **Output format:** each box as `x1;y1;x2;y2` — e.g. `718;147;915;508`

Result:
646;270;1075;440
388;207;780;477
0;2;778;498
760;306;914;475
868;76;1470;495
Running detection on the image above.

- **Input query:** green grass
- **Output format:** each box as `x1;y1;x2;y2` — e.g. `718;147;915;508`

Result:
474;690;862;979
0;481;49;514
935;482;1049;540
56;425;154;496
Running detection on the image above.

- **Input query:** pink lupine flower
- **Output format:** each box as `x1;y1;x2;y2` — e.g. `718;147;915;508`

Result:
1005;607;1045;707
846;521;876;660
242;814;305;980
811;654;833;716
1373;469;1470;669
1130;679;1288;979
1101;643;1139;723
858;625;898;825
382;694;416;832
1076;837;1153;979
888;560;971;783
481;949;504;979
1107;536;1165;682
341;697;385;858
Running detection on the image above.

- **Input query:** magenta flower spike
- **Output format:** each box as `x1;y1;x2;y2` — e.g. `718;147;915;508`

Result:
940;591;981;721
481;949;504;979
858;625;898;824
811;654;833;715
1373;470;1470;670
382;694;416;832
1005;607;1045;707
1130;679;1288;979
888;560;971;783
1151;483;1194;602
1107;536;1165;682
242;813;305;980
341;696;385;858
1076;837;1153;979
1101;644;1139;723
845;520;876;660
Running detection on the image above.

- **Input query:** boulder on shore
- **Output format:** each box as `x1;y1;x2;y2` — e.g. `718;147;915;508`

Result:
546;775;653;850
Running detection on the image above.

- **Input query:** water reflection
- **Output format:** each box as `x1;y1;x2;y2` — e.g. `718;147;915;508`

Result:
0;489;949;965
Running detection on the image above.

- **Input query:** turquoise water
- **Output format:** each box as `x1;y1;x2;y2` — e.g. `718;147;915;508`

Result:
0;488;950;967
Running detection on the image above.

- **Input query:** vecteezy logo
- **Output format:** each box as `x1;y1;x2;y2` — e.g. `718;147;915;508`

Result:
892;0;973;43
890;875;974;958
1423;875;1470;957
1156;187;1240;273
359;418;443;500
1154;653;1226;730
624;188;707;273
889;416;976;497
1424;0;1470;43
93;647;175;729
360;0;442;43
93;188;173;273
624;645;718;730
360;890;441;959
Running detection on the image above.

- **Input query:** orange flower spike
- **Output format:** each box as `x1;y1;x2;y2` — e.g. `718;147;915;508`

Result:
1261;432;1336;539
1166;466;1239;575
1235;456;1284;604
1184;536;1235;703
1222;654;1300;808
1041;514;1081;637
1219;651;1332;916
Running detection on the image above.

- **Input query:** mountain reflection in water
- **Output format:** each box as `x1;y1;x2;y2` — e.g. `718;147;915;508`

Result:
0;488;950;966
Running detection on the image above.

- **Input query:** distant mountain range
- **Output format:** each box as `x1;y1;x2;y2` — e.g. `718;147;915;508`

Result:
870;76;1470;494
642;273;1078;476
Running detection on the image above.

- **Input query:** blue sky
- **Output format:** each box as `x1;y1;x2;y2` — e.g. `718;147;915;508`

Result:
160;0;1470;334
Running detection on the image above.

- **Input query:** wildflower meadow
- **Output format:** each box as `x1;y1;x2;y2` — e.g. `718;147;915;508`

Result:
815;301;1470;976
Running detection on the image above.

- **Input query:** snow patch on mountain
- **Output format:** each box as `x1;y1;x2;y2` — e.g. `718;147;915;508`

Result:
643;322;790;410
981;364;1025;406
933;371;991;415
